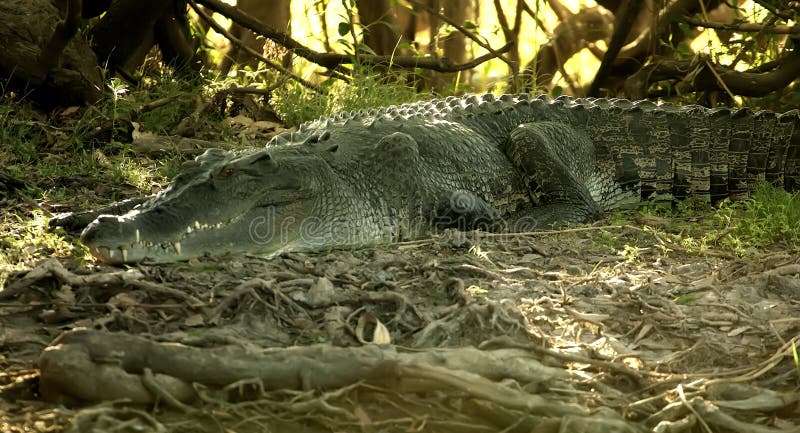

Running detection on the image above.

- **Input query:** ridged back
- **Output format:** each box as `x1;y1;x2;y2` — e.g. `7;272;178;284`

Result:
279;93;800;206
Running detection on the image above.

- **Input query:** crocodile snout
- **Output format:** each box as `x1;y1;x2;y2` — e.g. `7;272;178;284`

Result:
81;215;143;263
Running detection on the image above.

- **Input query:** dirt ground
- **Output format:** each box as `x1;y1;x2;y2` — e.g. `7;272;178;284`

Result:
1;217;799;432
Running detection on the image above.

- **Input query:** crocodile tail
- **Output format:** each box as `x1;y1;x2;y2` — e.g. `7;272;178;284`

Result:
579;99;799;207
779;110;800;192
664;105;800;202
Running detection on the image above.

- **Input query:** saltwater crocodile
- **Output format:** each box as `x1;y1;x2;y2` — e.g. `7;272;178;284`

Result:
51;94;800;264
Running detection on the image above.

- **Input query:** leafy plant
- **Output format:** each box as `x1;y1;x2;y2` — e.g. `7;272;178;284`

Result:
716;183;800;249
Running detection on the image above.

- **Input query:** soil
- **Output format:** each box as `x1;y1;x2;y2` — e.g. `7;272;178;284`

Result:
1;216;799;432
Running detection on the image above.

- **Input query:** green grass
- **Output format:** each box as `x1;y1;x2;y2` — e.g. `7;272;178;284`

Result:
603;183;800;258
716;183;800;250
273;68;430;127
0;211;91;288
0;74;214;286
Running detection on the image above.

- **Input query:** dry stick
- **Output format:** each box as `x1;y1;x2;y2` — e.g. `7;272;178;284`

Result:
0;258;205;306
406;0;515;69
704;59;739;105
683;16;800;34
398;362;588;417
692;399;800;433
676;386;715;433
705;335;800;386
0;259;141;301
141;368;197;414
187;0;322;94
631;336;800;415
480;336;650;382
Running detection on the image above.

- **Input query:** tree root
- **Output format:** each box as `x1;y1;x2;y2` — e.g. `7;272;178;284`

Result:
0;259;203;306
39;329;586;417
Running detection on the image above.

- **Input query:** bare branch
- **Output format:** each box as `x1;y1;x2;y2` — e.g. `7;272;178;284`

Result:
196;0;512;73
624;50;800;99
618;0;724;62
406;0;515;69
589;0;643;96
683;16;800;34
188;0;323;93
751;0;794;20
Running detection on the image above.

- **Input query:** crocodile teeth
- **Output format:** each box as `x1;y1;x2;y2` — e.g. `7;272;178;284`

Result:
135;229;140;243
121;248;128;262
108;249;115;259
173;242;181;255
194;221;201;229
186;226;193;234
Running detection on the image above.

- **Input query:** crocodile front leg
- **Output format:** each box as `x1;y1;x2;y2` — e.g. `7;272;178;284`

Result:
49;196;152;233
503;121;601;230
433;189;504;232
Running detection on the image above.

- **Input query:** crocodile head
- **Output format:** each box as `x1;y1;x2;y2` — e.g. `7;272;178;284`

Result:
81;146;343;264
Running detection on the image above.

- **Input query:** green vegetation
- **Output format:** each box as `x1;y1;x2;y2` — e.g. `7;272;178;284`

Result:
274;69;428;126
717;183;800;249
599;183;800;260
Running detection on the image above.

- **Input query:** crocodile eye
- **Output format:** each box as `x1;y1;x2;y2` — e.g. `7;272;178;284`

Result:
219;166;236;177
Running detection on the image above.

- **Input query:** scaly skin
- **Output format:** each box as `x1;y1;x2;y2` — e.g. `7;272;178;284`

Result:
52;94;800;264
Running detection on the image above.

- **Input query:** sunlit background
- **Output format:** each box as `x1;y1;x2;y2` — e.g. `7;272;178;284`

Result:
202;0;775;94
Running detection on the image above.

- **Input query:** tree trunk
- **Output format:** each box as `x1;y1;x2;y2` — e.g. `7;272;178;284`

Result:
442;0;475;87
89;0;173;71
219;0;291;74
354;0;400;56
0;0;102;106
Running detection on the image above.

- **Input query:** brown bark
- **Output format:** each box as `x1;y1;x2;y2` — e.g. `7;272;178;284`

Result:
524;6;613;92
617;0;724;63
441;0;476;89
683;16;800;34
0;0;102;106
38;0;83;75
89;0;173;71
624;49;800;99
154;0;198;71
